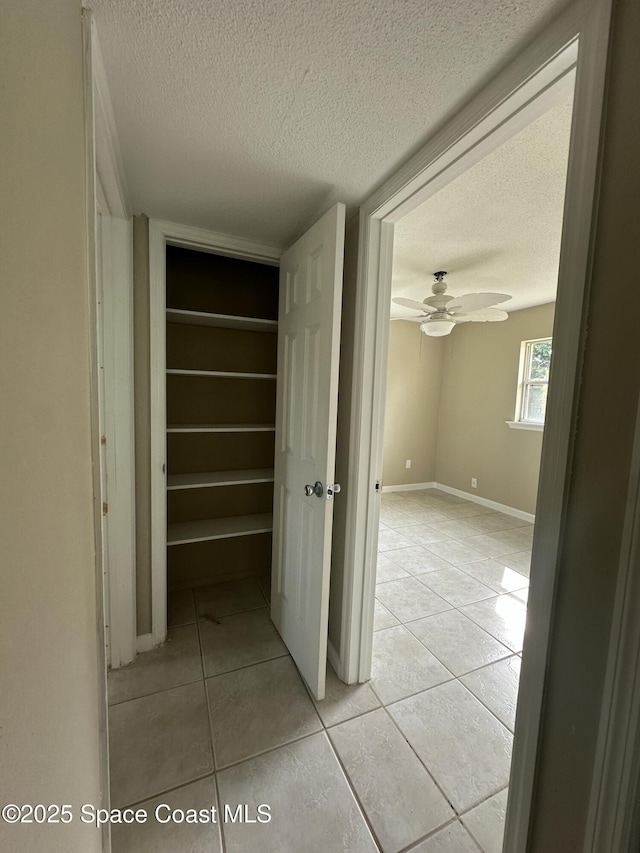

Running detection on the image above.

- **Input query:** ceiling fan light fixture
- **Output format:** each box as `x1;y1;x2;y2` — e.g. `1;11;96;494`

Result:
421;318;455;337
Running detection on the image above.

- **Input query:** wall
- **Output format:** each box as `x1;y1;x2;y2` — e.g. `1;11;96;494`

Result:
529;0;640;846
382;304;554;514
133;214;152;635
436;302;555;514
382;321;443;487
0;2;105;851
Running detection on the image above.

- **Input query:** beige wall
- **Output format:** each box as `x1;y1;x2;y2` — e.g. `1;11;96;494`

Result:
436;303;555;514
0;2;105;851
382;322;443;487
382;304;554;514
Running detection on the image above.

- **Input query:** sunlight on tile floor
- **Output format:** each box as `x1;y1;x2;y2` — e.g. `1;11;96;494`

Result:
107;489;530;853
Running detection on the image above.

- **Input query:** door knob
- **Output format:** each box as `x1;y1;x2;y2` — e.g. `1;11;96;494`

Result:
304;481;324;498
327;483;341;499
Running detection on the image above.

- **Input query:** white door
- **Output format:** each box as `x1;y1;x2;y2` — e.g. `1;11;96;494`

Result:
271;202;346;700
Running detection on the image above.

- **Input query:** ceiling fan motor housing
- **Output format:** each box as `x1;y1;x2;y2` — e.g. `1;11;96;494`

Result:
431;270;448;295
392;270;511;336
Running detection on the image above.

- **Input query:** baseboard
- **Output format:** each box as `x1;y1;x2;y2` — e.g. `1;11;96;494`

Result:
136;632;155;654
433;482;536;524
382;481;437;493
327;639;342;679
382;480;535;522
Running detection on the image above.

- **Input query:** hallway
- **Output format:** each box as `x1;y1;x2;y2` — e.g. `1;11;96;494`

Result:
107;489;529;853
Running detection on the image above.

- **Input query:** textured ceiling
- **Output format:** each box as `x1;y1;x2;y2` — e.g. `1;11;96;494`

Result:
92;0;571;247
391;92;574;316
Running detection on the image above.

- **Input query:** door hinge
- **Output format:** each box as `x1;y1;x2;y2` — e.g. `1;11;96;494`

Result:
100;435;107;446
102;502;108;516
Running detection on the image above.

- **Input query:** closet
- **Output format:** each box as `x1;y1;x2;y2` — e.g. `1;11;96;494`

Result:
164;245;279;590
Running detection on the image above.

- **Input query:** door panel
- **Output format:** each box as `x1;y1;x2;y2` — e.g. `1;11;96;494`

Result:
271;203;346;700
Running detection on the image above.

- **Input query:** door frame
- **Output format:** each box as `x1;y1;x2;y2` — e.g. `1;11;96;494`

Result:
584;386;640;852
340;0;613;850
89;19;137;671
148;220;281;647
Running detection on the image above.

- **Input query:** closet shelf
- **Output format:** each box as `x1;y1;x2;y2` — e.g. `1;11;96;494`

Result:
167;513;273;546
167;368;277;379
166;423;276;433
167;468;274;490
167;308;278;333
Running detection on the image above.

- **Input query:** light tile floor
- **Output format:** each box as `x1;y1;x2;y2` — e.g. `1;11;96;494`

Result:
108;488;530;853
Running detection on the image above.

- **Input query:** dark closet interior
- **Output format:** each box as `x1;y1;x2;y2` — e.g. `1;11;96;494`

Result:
164;245;279;590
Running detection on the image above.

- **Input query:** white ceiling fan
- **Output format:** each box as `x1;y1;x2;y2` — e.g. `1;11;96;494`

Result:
393;270;511;336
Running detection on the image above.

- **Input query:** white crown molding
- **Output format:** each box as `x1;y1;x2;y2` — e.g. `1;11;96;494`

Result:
153;218;282;264
90;18;130;218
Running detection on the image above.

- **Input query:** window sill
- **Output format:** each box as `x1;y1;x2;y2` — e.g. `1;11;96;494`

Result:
506;420;544;432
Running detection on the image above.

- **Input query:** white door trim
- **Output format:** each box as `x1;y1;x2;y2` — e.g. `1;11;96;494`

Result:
584;389;640;853
341;2;613;852
148;219;281;647
82;11;112;848
90;20;136;670
99;215;137;669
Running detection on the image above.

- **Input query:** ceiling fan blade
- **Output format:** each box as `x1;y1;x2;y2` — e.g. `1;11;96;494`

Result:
392;297;436;312
390;316;426;322
466;308;509;322
446;292;511;313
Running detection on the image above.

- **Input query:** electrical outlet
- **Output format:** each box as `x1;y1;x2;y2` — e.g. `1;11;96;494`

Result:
471;477;478;489
405;459;412;469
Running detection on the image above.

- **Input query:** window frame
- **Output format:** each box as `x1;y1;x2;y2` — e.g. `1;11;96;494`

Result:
508;336;552;431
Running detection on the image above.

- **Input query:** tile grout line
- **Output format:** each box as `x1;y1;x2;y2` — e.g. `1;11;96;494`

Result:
395;818;484;853
212;772;228;853
117;504;515;846
118;770;220;809
196;603;269;621
370;630;516;737
110;587;284;708
377;701;460;824
322;731;385;853
448;560;530;594
458;783;510;818
369;677;512;847
403;613;513;671
371;496;524;835
117;770;218;811
204;651;291;682
213;727;322;774
107;649;292;709
372;620;513;682
383;541;529;579
195;593;219;778
376;578;520;737
107;672;204;707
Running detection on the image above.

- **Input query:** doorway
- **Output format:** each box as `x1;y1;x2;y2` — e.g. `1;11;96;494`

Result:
364;89;570;849
339;3;613;849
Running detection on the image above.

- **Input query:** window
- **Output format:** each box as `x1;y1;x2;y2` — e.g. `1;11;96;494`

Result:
508;338;552;430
